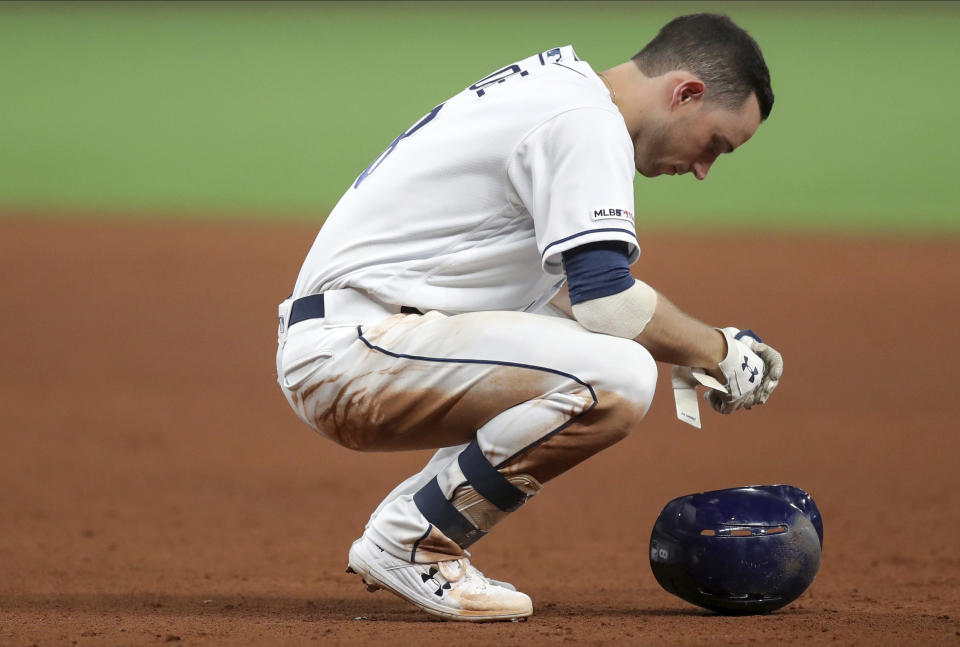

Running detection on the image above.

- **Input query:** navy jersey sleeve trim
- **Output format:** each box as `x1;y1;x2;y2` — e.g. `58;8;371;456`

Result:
562;241;635;305
541;227;638;260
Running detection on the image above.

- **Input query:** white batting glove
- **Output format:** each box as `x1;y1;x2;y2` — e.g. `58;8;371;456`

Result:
750;338;783;406
706;327;783;414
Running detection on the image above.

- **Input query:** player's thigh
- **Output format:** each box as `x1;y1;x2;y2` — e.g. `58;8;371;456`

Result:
386;310;655;400
287;310;656;451
363;309;657;416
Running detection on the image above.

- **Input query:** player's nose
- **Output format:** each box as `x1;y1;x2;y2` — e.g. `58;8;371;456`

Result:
692;160;713;180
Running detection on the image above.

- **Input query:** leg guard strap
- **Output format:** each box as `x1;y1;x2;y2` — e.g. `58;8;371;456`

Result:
413;477;484;548
413;439;533;549
458;438;527;512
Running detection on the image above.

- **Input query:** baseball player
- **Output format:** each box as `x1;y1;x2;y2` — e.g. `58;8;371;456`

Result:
276;13;782;621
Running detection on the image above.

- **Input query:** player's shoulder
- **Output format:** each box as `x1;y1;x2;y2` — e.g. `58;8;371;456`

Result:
460;45;615;115
534;46;616;111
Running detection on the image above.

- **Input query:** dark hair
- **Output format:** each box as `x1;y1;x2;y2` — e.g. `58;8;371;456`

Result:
633;13;773;120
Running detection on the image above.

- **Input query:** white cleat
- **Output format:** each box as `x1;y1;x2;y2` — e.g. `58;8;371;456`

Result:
346;535;532;622
469;564;517;592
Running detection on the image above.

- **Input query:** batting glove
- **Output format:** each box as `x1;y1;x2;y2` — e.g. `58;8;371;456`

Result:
707;327;783;414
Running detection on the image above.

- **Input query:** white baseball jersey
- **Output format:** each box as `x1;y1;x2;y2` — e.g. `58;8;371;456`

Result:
292;45;640;314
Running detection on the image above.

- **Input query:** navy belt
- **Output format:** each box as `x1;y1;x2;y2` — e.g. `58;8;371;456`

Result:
288;294;421;327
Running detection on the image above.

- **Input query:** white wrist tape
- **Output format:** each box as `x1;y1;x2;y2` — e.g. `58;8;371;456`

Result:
571;279;658;339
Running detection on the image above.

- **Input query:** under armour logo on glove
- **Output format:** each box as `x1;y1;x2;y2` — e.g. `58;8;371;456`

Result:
742;356;759;383
421;567;452;597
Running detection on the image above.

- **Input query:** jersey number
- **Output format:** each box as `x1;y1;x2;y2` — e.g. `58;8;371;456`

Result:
468;64;528;97
353;48;566;188
354;103;445;188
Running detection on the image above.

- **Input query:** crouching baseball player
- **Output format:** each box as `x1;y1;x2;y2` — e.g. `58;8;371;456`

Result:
276;14;783;621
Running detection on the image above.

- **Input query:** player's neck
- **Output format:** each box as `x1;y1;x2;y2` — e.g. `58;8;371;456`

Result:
599;62;659;140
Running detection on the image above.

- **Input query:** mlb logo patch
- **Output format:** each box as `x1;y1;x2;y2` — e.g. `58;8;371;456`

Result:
591;207;633;221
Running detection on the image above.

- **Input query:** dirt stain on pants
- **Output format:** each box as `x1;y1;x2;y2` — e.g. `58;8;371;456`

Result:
277;308;657;561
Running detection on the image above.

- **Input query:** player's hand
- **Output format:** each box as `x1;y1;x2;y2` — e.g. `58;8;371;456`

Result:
706;327;783;414
748;338;783;406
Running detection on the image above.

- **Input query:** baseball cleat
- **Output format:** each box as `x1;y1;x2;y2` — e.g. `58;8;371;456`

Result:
346;535;533;622
469;564;517;592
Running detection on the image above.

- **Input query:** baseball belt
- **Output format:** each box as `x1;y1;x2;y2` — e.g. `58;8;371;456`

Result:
283;288;421;330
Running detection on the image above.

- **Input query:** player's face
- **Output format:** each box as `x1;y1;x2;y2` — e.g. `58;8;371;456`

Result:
635;93;762;180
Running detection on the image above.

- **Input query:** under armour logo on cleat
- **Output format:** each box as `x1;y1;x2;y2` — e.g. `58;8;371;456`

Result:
421;567;452;597
742;356;759;383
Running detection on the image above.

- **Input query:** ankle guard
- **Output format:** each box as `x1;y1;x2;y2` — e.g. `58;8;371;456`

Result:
413;439;542;548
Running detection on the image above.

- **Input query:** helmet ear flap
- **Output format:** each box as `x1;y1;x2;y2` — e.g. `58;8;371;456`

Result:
649;485;823;615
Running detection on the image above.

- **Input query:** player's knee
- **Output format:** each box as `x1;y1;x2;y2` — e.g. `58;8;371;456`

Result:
589;342;657;446
596;340;658;413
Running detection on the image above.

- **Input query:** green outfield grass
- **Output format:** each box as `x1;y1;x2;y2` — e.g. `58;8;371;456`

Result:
1;1;957;232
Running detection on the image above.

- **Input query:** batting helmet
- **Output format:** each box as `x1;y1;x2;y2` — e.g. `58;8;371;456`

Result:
649;485;822;614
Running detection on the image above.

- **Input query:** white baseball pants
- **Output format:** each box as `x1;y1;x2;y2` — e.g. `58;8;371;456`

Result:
276;289;656;563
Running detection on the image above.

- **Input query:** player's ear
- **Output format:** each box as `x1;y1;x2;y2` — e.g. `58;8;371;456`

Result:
670;78;705;110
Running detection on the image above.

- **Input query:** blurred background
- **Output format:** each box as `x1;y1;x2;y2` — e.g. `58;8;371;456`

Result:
1;0;957;233
2;3;960;643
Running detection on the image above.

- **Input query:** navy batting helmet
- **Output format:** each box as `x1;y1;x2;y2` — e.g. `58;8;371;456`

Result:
649;485;822;614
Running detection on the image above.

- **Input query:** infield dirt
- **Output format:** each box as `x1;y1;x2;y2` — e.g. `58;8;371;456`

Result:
1;219;958;646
